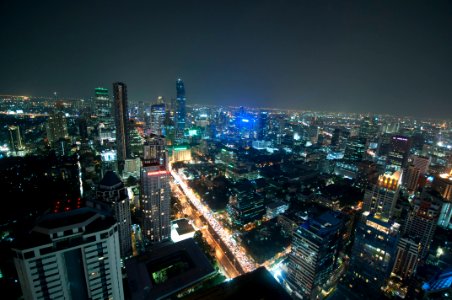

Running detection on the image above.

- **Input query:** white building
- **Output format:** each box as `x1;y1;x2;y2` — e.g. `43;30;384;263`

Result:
141;135;171;243
13;208;124;300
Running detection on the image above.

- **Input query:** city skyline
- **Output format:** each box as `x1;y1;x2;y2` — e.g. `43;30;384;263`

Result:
1;0;451;118
1;2;452;299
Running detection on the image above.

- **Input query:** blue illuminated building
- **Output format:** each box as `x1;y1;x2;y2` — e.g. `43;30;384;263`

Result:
175;79;186;141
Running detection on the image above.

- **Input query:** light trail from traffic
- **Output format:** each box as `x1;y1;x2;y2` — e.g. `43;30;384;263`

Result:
170;165;257;273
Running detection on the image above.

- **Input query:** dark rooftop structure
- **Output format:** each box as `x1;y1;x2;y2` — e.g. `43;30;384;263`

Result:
126;238;215;300
183;266;292;300
99;170;124;189
173;218;196;236
12;207;115;250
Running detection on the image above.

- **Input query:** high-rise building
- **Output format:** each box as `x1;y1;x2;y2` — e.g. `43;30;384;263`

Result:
412;155;430;175
432;171;452;201
387;135;411;170
149;103;166;136
405;165;422;193
175;79;186;141
94;87;111;118
392;236;420;280
363;170;402;219
349;212;400;295
8;125;24;153
113;82;131;173
287;211;343;299
12;208;124;300
89;171;133;258
403;190;441;258
140;135;170;243
257;112;268;140
344;137;366;162
46;111;68;144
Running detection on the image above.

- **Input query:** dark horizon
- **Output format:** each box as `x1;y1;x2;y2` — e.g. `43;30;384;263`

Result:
1;0;451;119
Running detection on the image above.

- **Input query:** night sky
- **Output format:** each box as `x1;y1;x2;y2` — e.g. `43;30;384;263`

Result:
1;0;451;118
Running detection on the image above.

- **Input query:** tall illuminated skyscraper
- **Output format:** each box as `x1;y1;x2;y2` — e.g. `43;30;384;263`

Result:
363;170;402;219
150;103;166;136
113;82;131;173
175;78;186;141
46;111;68;144
94;87;111;119
348;212;400;295
287;211;343;299
387;135;411;170
8;125;24;153
140;135;170;243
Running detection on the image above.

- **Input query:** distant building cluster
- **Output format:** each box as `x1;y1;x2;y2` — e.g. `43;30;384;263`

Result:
1;81;452;299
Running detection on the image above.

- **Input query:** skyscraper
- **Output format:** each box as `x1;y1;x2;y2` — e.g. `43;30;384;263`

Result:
363;170;402;219
149;103;166;136
13;208;124;300
403;190;441;258
113;82;131;173
175;78;186;141
46;111;68;144
287;211;343;299
94;87;111;119
391;236;420;280
387;135;411;170
140;135;170;243
90;171;132;258
8;125;24;153
349;212;400;295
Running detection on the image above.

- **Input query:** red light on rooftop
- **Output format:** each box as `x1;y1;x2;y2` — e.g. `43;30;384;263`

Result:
147;170;168;176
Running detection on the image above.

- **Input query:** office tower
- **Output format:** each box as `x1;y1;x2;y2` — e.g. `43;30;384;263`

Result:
94;87;111;118
432;171;452;201
287;211;343;299
412;155;430;175
349;212;400;294
8;125;24;153
12;208;124;300
344;137;366;162
257;112;268;140
392;236;420;280
387;135;411;170
405;165;421;192
404;190;440;258
90;171;132;258
113;82;131;173
363;170;402;219
149;103;166;135
140;135;170;242
175;78;186;141
46;111;68;144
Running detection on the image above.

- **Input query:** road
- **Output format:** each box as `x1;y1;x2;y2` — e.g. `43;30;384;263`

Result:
170;166;257;273
170;180;241;278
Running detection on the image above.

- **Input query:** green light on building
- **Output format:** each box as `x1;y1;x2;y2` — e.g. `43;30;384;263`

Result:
173;146;188;151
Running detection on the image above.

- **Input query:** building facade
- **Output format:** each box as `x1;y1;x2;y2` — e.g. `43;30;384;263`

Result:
91;171;133;258
13;208;124;300
113;82;131;173
140;135;171;243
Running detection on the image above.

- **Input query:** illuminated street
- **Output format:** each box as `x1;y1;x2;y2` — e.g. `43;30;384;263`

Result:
170;179;241;278
170;164;257;274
